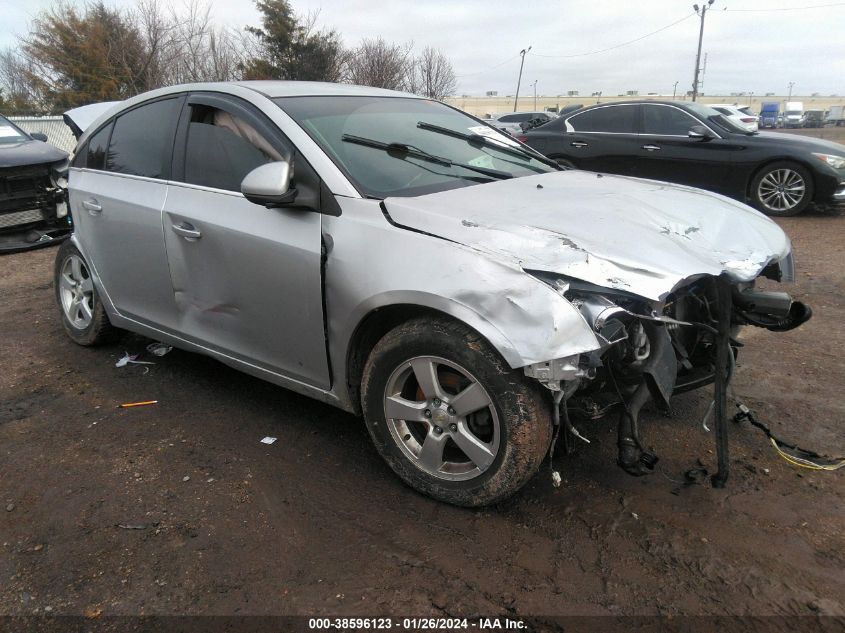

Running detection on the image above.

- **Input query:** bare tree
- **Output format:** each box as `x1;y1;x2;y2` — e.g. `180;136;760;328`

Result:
0;48;43;113
136;0;245;85
344;37;413;90
412;46;456;100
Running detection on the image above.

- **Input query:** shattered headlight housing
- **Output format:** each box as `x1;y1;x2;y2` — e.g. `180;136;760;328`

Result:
523;271;658;389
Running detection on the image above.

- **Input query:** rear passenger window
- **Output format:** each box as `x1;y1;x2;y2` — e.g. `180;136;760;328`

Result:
183;105;283;192
568;106;636;133
106;98;181;178
84;123;113;170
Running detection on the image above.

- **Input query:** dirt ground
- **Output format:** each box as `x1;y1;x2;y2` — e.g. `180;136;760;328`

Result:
1;209;844;626
772;126;845;144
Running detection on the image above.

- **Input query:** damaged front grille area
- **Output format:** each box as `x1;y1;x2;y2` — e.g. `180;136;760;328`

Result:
524;273;812;485
0;208;48;229
0;164;58;220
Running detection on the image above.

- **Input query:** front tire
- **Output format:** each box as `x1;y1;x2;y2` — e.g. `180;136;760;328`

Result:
750;162;813;217
361;317;552;506
54;241;118;346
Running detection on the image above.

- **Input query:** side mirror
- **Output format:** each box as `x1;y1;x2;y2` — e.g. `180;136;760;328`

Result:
241;160;296;207
688;125;712;141
31;132;48;142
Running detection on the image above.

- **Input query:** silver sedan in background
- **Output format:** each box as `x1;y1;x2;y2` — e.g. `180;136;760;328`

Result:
58;82;809;505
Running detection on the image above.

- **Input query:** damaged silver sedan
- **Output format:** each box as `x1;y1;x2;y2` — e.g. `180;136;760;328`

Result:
58;82;811;506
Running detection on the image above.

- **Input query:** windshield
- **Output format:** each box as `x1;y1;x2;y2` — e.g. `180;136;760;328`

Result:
275;96;556;198
0;115;29;144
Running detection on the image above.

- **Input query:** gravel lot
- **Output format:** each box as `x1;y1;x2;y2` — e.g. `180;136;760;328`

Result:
1;204;843;627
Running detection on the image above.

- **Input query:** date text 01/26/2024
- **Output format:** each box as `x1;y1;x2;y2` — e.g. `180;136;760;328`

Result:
308;617;527;630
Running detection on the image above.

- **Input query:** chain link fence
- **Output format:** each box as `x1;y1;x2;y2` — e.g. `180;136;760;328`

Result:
8;116;77;154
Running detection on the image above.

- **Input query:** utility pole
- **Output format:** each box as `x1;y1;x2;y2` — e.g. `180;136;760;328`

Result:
787;81;794;100
514;46;531;112
691;0;714;102
533;80;538;110
673;81;679;100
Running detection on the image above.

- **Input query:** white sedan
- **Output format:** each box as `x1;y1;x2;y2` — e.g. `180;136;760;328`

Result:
709;104;759;132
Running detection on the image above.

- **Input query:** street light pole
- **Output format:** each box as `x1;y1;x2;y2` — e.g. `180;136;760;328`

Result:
787;81;794;100
673;81;679;100
691;0;714;102
514;46;531;112
533;80;538;110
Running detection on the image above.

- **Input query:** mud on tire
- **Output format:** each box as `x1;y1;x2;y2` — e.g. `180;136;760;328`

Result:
361;316;552;506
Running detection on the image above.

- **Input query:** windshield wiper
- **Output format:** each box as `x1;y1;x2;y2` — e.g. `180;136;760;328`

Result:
341;134;513;180
416;121;558;171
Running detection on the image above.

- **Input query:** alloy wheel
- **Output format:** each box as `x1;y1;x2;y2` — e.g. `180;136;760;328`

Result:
757;168;806;213
59;254;95;329
383;356;500;481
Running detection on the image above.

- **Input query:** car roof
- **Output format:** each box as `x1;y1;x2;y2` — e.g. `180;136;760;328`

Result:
578;100;695;107
71;81;424;142
234;80;417;99
494;111;548;118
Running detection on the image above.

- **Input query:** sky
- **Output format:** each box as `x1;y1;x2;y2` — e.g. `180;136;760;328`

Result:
2;0;844;96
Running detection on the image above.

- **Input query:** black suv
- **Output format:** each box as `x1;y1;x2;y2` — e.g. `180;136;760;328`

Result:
0;114;69;252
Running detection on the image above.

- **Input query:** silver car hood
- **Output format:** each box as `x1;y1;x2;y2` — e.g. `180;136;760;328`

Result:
383;171;791;301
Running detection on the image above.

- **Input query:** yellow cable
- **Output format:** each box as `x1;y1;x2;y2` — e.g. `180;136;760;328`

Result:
771;438;845;471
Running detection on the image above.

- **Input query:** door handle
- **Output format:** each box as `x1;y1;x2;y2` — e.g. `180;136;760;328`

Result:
570;141;589;148
82;199;102;215
171;222;202;240
641;144;661;151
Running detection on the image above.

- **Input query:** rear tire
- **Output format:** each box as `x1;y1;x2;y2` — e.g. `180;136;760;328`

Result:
750;161;813;217
361;317;552;506
54;241;119;346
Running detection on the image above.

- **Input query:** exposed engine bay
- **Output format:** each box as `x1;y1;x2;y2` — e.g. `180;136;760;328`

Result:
525;271;812;485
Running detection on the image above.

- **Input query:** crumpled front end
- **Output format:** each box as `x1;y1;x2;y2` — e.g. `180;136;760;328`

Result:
0;162;71;253
523;264;811;480
381;170;812;483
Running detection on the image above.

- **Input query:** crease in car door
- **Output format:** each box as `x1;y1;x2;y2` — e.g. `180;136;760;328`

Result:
162;97;330;389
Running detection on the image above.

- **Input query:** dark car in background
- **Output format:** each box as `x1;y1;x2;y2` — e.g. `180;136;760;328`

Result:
520;100;845;216
0;114;70;252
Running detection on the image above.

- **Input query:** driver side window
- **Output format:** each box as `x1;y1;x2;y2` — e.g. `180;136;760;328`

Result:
642;105;700;136
183;105;283;192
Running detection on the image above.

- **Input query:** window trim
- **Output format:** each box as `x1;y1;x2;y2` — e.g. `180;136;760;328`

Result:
96;94;184;181
639;103;723;139
564;103;640;135
564;102;723;139
172;92;293;188
172;91;333;215
82;120;115;171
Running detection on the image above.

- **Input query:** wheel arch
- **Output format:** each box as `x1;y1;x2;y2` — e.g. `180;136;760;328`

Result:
343;300;522;416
